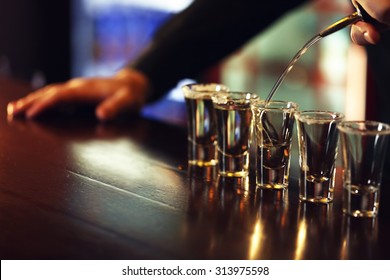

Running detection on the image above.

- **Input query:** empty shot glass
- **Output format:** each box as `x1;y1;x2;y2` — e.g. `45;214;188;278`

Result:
295;110;344;203
182;83;229;167
338;121;390;217
252;100;298;189
211;92;258;177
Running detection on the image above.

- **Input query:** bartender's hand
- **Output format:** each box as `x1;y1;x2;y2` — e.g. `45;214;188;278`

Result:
350;0;390;45
7;68;150;121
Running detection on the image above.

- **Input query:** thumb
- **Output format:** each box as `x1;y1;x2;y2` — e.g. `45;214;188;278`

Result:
95;87;141;121
350;21;381;45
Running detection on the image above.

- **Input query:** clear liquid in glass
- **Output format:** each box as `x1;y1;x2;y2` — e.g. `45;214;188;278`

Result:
185;97;218;166
214;102;252;176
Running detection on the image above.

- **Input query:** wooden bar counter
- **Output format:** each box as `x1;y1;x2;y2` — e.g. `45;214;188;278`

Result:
0;77;389;260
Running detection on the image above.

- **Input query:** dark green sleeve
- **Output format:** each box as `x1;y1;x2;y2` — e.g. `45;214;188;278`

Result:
131;0;306;101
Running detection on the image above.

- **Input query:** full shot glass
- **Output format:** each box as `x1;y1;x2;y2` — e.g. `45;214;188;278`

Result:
338;121;390;218
295;110;344;203
211;92;258;177
182;83;229;167
252;100;298;189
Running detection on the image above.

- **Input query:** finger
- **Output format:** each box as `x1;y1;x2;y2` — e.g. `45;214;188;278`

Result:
24;88;68;118
7;87;53;117
25;84;106;119
95;87;140;121
8;82;77;117
353;0;390;26
350;21;381;45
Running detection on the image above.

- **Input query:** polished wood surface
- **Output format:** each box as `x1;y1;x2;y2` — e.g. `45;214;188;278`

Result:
0;77;389;260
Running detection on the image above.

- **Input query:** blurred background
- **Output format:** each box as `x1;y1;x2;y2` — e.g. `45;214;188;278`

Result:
0;0;368;124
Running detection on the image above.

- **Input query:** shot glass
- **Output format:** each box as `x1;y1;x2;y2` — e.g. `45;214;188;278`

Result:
211;92;258;177
252;100;298;189
182;83;229;167
338;121;390;217
295;110;344;203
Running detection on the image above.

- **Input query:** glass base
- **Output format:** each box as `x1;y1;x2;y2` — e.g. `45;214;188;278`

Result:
343;209;378;218
299;176;334;204
342;184;380;218
218;152;248;177
188;143;218;167
256;183;287;190
257;167;288;189
300;195;333;204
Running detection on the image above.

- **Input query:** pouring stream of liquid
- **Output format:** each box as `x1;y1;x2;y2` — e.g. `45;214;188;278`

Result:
264;11;363;104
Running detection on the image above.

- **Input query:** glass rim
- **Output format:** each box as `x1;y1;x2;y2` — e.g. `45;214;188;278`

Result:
182;83;229;98
337;120;390;135
251;100;298;110
211;92;259;104
295;110;344;121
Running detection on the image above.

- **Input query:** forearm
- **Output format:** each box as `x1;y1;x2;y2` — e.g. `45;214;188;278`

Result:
131;0;306;101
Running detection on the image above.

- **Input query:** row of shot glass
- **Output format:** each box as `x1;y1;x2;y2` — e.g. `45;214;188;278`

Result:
182;83;390;218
